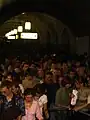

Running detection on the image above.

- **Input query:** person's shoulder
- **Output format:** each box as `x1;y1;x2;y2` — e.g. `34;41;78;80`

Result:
56;87;64;93
40;94;47;99
14;95;24;101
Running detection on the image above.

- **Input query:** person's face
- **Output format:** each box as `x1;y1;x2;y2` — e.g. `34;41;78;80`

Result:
6;75;12;82
62;63;68;71
45;74;52;84
78;67;85;76
69;71;75;78
65;84;71;89
38;69;44;77
76;62;80;67
1;87;12;97
34;93;40;100
25;95;33;102
23;64;29;71
12;86;19;95
75;81;81;89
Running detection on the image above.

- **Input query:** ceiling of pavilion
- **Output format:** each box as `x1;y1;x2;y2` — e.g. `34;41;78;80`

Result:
1;0;90;36
0;12;75;52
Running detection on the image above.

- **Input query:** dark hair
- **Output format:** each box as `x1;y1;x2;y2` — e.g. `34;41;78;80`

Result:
45;71;53;76
24;88;36;96
75;76;86;86
7;72;13;77
34;84;46;95
61;78;70;87
0;80;13;89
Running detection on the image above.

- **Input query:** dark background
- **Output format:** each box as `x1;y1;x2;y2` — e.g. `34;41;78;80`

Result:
0;0;90;37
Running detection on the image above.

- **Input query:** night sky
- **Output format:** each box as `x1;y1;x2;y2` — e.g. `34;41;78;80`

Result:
0;0;90;36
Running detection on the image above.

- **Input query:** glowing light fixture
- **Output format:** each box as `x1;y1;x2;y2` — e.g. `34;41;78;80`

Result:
14;29;17;34
18;26;23;32
25;22;31;30
16;35;19;39
5;32;11;37
21;33;38;39
7;36;15;39
5;29;17;37
10;30;15;35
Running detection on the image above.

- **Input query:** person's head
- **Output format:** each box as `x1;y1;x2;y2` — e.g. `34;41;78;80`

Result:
61;78;71;89
51;63;57;70
12;83;21;95
75;77;85;89
78;66;85;76
25;73;33;81
68;70;75;79
6;73;13;82
0;81;13;97
45;71;53;84
76;61;80;67
62;62;68;71
23;63;29;71
37;68;44;78
35;84;45;96
24;88;36;102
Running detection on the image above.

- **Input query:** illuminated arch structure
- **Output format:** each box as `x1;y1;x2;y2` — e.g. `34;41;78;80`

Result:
0;1;76;54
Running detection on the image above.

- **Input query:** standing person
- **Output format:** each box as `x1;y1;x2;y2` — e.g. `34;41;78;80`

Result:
42;72;59;108
22;88;43;120
0;80;25;120
55;79;72;120
34;84;49;119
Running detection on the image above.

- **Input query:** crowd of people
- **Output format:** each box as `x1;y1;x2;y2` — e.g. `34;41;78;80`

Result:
0;54;90;120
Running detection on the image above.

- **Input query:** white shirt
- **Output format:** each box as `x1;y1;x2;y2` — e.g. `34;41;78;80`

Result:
38;94;48;114
19;84;24;94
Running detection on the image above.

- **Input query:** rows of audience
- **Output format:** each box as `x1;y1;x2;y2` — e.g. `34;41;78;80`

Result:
0;55;90;120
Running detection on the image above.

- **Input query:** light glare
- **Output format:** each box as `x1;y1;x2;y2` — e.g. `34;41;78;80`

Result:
18;26;23;32
21;33;38;39
7;36;15;39
25;22;31;30
16;35;19;39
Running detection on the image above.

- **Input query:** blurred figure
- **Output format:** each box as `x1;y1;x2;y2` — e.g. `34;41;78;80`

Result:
35;84;49;119
42;72;59;108
0;80;25;120
22;88;43;120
